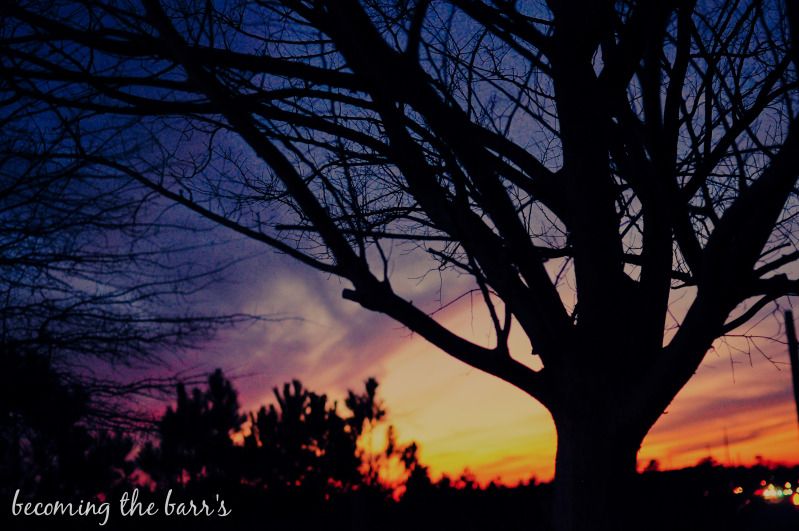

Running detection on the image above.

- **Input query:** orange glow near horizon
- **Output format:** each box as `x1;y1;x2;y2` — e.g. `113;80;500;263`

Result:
373;302;798;485
243;291;799;486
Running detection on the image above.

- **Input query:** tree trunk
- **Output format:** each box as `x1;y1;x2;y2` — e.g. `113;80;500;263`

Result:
551;415;645;531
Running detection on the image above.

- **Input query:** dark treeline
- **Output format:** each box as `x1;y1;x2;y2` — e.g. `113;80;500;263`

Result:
2;361;798;531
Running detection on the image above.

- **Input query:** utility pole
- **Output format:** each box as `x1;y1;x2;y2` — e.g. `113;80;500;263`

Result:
784;311;799;432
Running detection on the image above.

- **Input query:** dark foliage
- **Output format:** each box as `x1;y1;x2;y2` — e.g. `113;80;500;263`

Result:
0;346;135;501
139;369;245;488
3;367;799;531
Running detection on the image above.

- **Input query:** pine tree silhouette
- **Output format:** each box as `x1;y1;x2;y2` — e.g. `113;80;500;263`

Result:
139;369;245;487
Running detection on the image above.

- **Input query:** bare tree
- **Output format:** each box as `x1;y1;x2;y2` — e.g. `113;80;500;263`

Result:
2;1;799;529
0;84;249;430
0;114;257;505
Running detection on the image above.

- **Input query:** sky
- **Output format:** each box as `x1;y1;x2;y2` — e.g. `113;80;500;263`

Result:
164;235;799;486
4;0;797;490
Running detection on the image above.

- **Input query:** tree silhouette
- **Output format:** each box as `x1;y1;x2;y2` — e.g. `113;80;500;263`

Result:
242;377;390;498
139;369;245;487
0;78;255;434
0;345;135;501
140;371;397;501
3;1;799;529
9;365;799;530
0;132;245;435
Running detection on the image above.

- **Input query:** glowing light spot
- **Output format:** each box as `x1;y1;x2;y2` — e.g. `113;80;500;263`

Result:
786;482;793;489
733;486;744;495
792;493;799;507
762;484;784;502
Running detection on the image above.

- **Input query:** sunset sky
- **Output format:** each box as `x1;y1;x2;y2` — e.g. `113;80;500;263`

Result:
167;235;799;486
3;0;795;493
